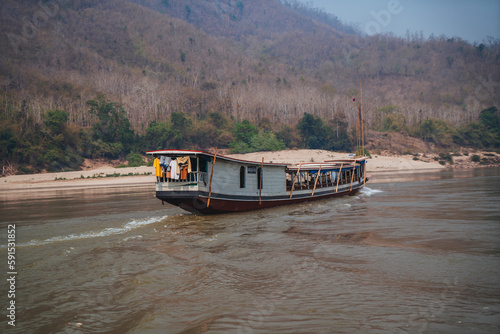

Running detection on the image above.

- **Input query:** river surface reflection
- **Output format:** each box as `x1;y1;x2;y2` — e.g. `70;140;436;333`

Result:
0;168;499;333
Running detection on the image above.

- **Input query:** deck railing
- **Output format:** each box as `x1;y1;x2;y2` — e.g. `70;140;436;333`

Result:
158;171;209;187
198;172;209;186
285;173;362;191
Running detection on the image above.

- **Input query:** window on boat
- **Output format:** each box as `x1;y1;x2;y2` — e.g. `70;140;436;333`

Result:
199;157;208;173
190;157;198;172
240;166;246;188
257;167;263;189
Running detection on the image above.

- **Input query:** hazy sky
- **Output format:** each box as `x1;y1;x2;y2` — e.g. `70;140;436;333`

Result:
299;0;500;44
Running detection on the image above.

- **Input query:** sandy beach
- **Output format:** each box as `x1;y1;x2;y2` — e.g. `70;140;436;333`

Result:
1;150;449;196
0;166;154;192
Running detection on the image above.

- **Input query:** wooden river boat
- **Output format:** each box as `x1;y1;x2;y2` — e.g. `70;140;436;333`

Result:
146;149;369;214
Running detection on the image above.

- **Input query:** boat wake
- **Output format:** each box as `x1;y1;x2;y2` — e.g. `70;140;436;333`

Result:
360;187;383;197
18;215;169;247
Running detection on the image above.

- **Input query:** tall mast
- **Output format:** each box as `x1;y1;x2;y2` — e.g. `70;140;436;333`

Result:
355;101;360;156
360;78;366;187
360;78;364;157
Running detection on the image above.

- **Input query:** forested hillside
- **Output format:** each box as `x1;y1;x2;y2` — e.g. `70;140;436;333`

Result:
1;0;499;173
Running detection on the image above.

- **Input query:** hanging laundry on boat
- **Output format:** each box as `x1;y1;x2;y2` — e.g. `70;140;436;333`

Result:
160;156;171;167
153;157;162;179
160;156;171;178
176;156;192;174
180;165;188;180
169;159;179;180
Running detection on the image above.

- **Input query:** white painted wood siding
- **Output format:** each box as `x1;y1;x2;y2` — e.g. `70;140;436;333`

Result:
209;160;286;196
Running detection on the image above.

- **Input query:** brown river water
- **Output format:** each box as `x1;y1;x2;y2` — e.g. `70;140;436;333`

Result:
1;168;499;334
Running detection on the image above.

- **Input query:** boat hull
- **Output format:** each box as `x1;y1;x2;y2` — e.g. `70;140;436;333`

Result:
156;184;365;214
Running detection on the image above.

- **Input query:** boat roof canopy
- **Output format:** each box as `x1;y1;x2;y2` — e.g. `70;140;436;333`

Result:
146;150;367;169
146;149;289;167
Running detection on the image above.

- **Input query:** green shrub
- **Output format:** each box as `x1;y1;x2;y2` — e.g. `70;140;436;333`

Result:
416;119;456;147
16;166;35;174
439;152;453;165
127;152;144;167
471;155;481;162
